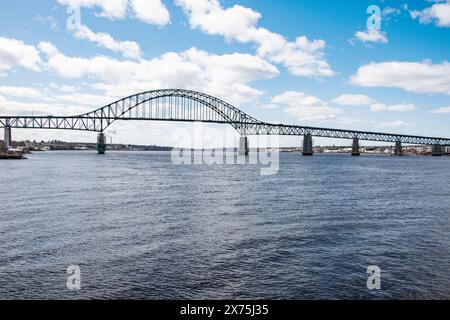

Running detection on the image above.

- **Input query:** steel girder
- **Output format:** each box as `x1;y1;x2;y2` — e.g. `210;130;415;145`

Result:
243;123;450;145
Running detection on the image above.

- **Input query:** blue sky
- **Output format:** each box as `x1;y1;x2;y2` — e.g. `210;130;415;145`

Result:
0;0;449;146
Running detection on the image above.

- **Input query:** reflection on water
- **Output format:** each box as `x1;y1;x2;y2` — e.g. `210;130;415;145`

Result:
0;151;449;299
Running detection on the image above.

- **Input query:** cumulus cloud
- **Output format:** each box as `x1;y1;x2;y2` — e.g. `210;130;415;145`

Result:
255;104;278;110
374;120;414;128
130;0;171;26
0;83;122;116
272;91;340;122
370;103;416;112
0;93;90;116
410;1;450;27
271;91;415;126
53;92;118;107
57;0;170;26
0;37;42;73
58;0;128;19
331;94;415;113
354;29;388;44
34;14;60;31
175;0;334;77
38;42;279;105
350;61;450;95
73;24;142;59
0;86;43;99
382;7;401;18
332;94;376;106
430;106;450;114
49;83;80;93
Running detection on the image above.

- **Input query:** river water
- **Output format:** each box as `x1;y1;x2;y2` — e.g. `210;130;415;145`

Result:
0;151;449;299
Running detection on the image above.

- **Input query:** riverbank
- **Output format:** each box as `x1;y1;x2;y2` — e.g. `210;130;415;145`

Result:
0;151;27;160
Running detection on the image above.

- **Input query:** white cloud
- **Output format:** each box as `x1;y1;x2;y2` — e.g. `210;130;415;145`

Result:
73;24;142;59
176;0;261;41
354;29;388;44
430;106;450;113
57;0;170;26
370;103;416;112
131;0;170;26
38;42;279;105
0;37;42;73
0;86;43;99
332;94;415;113
50;83;80;93
410;1;450;27
0;93;88;116
382;7;401;18
39;42;136;80
53;92;116;107
34;14;60;31
58;0;128;19
272;91;340;122
332;94;376;106
0;83;118;116
175;0;334;77
350;61;450;95
255;104;278;110
374;120;414;128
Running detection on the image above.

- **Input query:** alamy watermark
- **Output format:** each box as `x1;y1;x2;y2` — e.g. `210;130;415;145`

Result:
367;5;382;30
170;122;280;176
67;265;81;290
366;265;381;290
66;6;82;31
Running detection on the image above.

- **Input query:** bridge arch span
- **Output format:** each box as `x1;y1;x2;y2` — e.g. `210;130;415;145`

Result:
79;89;262;134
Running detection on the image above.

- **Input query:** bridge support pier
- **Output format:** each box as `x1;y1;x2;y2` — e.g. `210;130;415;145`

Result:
97;133;106;155
394;141;403;156
302;134;313;156
432;144;443;156
3;126;11;150
239;136;249;156
351;138;360;156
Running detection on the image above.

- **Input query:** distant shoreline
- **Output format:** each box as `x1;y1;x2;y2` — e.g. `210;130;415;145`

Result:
3;140;448;156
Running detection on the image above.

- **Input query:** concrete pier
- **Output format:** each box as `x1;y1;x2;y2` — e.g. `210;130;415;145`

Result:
3;126;11;150
394;141;403;156
351;138;360;156
432;144;443;156
302;134;313;156
238;136;249;156
97;133;106;154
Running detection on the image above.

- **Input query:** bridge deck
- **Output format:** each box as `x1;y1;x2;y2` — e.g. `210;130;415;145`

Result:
1;116;449;145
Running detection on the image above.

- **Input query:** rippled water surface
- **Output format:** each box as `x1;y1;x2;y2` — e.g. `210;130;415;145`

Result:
0;151;449;299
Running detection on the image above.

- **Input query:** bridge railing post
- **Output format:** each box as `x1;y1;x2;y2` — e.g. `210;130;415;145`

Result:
302;134;313;156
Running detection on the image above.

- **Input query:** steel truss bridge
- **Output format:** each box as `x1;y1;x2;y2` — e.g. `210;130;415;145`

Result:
1;89;449;154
